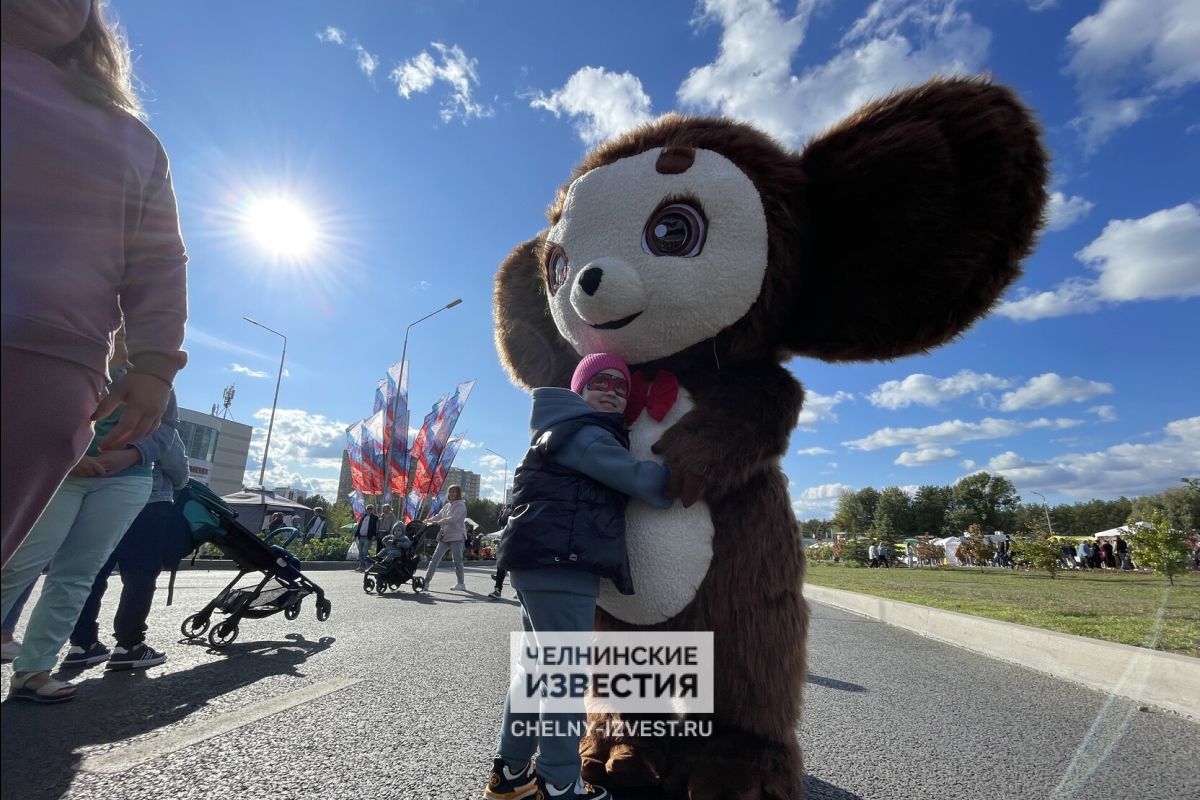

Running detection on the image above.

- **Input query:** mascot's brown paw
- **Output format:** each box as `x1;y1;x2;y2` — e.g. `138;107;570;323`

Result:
664;735;802;800
580;734;665;788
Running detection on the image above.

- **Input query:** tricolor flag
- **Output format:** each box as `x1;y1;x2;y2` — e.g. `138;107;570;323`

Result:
386;361;409;501
345;421;368;493
428;434;465;515
404;379;475;521
361;409;387;495
349;489;367;522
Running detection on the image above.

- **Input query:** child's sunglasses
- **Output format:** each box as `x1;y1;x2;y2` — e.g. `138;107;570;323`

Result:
584;373;629;397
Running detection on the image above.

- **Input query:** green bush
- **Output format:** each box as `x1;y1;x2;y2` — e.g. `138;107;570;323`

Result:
840;538;871;566
289;536;353;562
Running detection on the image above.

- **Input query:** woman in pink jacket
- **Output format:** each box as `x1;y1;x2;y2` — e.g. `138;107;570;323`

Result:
1;0;189;567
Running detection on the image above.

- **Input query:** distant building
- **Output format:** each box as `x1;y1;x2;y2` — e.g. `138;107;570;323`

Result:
272;486;304;501
177;407;253;497
446;467;481;502
337;451;353;504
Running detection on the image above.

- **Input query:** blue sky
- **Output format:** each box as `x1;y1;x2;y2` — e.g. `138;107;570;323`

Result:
111;0;1198;516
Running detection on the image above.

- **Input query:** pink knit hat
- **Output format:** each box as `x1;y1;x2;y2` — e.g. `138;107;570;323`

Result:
571;353;631;395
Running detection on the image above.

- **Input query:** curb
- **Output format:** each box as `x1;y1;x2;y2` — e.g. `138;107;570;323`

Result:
802;583;1200;720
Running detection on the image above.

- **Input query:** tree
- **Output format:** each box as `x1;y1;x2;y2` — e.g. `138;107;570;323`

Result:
1131;509;1191;586
326;501;353;534
872;487;912;549
1011;516;1062;579
956;525;996;571
949;472;1018;533
855;488;881;533
466;498;504;533
1133;480;1200;536
914;541;945;567
912;485;952;537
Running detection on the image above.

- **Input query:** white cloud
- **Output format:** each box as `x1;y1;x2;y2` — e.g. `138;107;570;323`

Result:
1089;405;1118;422
390;42;492;122
845;416;1084;451
1066;0;1200;151
244;408;349;495
530;67;653;145
895;446;960;466
317;26;346;45
791;482;854;516
230;363;269;379
960;459;977;469
999;373;1114;411
676;0;990;148
1028;0;1058;10
1045;191;1095;231
985;417;1200;498
797;446;833;456
998;203;1200;320
797;390;853;429
868;369;1010;409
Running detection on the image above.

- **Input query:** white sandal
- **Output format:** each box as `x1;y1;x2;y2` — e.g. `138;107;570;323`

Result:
9;671;77;704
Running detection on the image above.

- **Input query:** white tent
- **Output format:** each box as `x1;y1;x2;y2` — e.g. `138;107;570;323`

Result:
1091;521;1152;539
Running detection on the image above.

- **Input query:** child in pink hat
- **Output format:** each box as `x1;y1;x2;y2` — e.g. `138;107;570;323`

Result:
484;353;669;800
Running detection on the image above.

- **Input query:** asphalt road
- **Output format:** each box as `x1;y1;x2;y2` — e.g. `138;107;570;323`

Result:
2;565;1196;800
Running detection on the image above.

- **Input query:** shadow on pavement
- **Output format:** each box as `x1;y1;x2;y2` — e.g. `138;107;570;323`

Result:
611;775;861;799
807;673;868;693
0;633;334;800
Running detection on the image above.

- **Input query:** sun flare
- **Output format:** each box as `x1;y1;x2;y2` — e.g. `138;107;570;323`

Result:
244;196;318;258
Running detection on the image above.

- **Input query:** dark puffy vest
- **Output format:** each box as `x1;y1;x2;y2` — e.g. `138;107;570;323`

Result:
497;413;634;595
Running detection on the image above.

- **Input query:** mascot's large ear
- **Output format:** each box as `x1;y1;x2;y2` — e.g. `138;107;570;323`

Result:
494;234;580;390
785;77;1048;362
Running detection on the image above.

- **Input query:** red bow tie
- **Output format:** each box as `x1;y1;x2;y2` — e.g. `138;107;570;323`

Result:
624;370;679;425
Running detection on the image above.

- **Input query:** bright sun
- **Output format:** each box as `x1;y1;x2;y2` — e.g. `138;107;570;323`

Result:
245;197;317;257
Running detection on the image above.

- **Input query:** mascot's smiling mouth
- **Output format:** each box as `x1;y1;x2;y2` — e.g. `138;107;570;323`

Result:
589;311;642;330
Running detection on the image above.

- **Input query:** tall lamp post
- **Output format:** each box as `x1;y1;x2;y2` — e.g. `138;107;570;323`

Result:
1030;490;1054;535
389;298;463;506
243;317;286;491
484;447;509;505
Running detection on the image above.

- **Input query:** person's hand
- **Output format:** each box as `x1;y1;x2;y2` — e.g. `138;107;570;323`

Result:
97;447;142;474
69;455;107;478
92;372;171;451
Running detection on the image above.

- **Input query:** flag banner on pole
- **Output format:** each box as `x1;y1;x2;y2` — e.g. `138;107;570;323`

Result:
349;489;366;522
345;421;368;493
404;396;445;523
361;409;386;495
428;434;465;516
386;360;409;501
405;379;475;521
373;377;388;419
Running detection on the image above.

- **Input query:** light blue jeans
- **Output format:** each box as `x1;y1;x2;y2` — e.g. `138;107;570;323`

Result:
423;540;465;586
0;474;151;672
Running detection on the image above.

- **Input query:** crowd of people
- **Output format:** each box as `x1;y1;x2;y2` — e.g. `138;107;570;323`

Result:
1064;535;1134;571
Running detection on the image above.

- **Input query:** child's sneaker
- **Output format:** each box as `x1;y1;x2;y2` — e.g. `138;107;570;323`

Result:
61;641;111;668
484;757;537;800
488;588;502;600
537;776;610;799
107;643;167;671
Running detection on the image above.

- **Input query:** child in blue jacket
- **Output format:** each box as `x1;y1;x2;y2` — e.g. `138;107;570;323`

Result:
485;353;671;800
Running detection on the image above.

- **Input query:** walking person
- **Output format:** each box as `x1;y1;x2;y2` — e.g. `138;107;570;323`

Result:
1;0;189;569
304;507;327;541
484;354;671;800
353;505;379;572
0;338;156;702
63;395;188;670
422;486;468;591
490;506;512;600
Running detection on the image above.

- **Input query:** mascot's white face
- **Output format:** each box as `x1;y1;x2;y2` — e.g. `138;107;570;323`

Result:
544;147;769;365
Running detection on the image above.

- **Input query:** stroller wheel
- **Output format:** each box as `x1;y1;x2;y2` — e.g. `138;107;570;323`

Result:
363;574;376;594
180;613;210;639
316;598;332;621
375;578;388;596
208;621;239;648
284;601;301;620
412;577;425;593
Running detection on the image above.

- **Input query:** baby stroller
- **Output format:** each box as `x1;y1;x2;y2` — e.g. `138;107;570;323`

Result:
175;480;332;648
363;520;438;595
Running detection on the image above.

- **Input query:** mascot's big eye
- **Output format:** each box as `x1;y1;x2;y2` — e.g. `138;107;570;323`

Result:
642;202;707;258
545;243;569;295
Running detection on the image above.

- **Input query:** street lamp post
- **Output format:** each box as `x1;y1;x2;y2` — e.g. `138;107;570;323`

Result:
390;298;463;504
243;317;286;491
1030;491;1054;535
484;447;509;505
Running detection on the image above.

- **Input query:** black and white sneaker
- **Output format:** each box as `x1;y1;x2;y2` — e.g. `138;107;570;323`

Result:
61;641;111;669
537;776;610;799
106;643;167;671
483;757;537;800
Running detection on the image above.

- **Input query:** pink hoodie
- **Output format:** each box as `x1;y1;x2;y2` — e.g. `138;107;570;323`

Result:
0;8;187;383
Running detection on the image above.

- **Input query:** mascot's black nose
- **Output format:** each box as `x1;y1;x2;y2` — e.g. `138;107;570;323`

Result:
579;267;603;296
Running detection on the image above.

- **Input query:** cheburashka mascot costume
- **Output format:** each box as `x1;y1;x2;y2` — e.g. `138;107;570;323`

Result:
493;77;1048;799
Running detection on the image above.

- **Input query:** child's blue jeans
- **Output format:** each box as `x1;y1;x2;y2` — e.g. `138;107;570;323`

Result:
497;587;598;787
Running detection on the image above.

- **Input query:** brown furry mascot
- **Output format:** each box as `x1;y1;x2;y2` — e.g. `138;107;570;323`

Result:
493;77;1047;799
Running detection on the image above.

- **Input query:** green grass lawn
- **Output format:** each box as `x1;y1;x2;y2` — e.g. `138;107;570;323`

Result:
804;563;1200;658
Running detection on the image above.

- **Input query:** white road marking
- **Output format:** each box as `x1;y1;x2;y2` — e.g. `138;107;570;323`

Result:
80;677;363;774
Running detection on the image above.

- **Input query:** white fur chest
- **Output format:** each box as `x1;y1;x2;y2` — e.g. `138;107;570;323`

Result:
598;389;716;624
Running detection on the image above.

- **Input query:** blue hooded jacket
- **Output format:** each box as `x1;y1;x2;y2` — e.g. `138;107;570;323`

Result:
498;388;671;596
